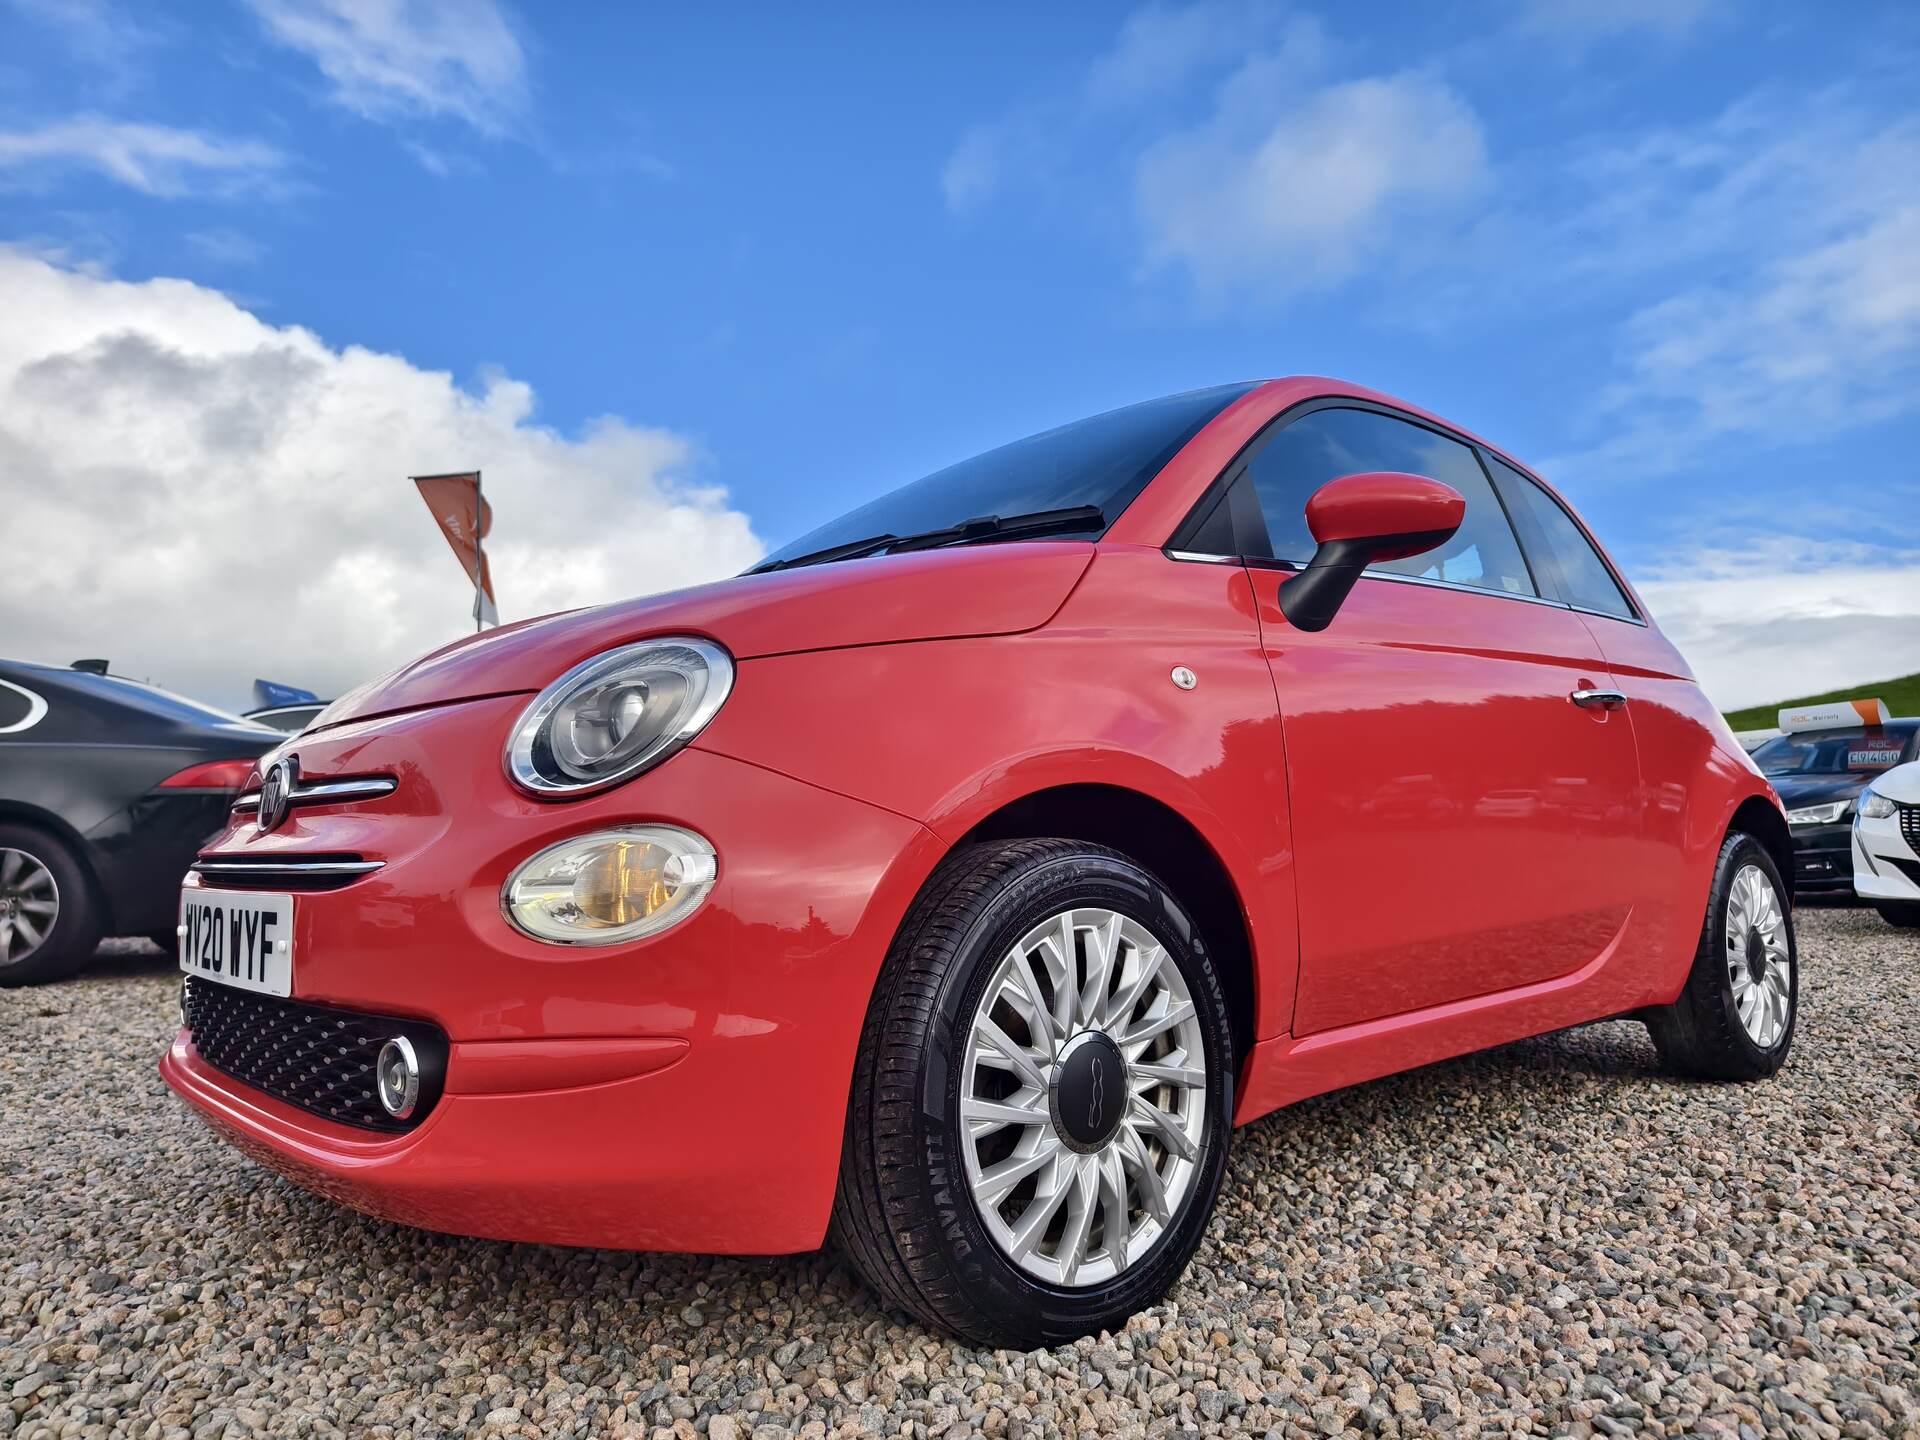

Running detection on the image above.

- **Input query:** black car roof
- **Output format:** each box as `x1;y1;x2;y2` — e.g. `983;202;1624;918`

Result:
0;657;266;734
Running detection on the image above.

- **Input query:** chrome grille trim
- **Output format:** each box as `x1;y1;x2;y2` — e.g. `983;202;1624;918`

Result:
231;775;397;814
189;857;386;892
192;858;384;878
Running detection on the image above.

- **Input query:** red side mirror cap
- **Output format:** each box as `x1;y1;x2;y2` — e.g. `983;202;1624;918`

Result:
1305;471;1466;562
1280;471;1467;632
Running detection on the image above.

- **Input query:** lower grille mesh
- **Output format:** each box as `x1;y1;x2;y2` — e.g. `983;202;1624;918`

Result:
183;978;445;1133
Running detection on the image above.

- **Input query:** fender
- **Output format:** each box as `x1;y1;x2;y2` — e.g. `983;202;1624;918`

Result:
692;546;1302;1042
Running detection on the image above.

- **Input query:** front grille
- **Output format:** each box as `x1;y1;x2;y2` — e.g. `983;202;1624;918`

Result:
183;978;445;1133
1900;802;1920;851
190;853;382;893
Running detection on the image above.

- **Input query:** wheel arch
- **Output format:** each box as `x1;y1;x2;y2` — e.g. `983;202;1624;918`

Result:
0;800;108;915
949;782;1261;1070
1730;794;1794;903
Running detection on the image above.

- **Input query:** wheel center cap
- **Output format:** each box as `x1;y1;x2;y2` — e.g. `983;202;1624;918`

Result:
1745;929;1768;982
1050;1031;1128;1153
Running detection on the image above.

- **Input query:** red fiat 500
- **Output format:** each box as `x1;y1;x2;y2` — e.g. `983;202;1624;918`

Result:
163;378;1795;1347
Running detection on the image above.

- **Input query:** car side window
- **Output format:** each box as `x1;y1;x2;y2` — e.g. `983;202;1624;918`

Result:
1485;456;1636;620
1243;407;1536;597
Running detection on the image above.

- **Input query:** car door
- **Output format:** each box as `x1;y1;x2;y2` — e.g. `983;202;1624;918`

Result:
1479;449;1724;970
1176;401;1643;1036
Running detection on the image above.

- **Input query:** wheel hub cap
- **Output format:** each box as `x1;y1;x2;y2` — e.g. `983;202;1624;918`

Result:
0;847;59;967
1725;862;1791;1049
1051;1031;1128;1151
958;906;1208;1288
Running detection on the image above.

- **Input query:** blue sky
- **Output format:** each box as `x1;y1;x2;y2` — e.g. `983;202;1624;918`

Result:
1;0;1917;709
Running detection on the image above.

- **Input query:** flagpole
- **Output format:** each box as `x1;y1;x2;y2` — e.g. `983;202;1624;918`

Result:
473;469;485;633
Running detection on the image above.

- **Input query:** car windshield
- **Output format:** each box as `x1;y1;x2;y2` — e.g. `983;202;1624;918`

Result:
1751;725;1915;776
755;383;1256;571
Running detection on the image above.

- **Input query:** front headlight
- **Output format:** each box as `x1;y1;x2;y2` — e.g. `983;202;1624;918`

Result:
1860;790;1897;820
504;825;718;945
1785;800;1850;826
507;637;733;795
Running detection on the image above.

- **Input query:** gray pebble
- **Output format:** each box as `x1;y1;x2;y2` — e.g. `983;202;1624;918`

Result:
3;911;1916;1438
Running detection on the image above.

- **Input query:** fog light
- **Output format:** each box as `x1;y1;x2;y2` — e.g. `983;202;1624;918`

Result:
503;825;718;946
376;1036;421;1119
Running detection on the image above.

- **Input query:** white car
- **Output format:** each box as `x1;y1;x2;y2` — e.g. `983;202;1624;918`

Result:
1854;759;1920;928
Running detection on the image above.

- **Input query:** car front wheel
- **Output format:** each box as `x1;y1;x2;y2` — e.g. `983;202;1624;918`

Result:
832;838;1234;1347
1645;831;1796;1079
0;823;102;987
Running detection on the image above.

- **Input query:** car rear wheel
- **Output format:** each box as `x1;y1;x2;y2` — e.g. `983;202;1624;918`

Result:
831;838;1234;1348
0;824;102;987
1876;902;1920;929
1645;832;1796;1080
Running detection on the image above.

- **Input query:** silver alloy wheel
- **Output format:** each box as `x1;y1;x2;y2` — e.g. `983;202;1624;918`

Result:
959;907;1207;1288
0;847;60;967
1725;862;1791;1048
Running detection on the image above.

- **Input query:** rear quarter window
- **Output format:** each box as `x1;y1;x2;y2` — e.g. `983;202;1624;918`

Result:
1486;456;1636;620
0;676;49;736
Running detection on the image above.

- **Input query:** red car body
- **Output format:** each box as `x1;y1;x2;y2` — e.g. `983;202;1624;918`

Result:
161;376;1787;1257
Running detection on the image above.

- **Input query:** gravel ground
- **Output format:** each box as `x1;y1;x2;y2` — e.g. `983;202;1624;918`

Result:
3;905;1916;1439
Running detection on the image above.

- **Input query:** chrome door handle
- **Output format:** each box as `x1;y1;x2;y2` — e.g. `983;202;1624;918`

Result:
1570;688;1628;710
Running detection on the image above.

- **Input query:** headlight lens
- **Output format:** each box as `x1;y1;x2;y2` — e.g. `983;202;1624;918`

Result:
507;638;733;795
1860;790;1897;820
1785;800;1850;826
504;825;718;945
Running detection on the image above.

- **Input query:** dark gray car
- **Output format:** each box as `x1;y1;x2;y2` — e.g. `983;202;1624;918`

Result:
0;659;278;985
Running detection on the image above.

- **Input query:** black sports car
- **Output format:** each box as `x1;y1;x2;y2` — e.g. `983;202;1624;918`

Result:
1750;719;1920;894
0;659;279;985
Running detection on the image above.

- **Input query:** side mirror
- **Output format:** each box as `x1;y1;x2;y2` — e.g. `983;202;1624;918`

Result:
1277;471;1465;632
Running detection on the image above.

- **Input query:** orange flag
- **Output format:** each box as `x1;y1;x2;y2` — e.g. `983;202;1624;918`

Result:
411;471;498;627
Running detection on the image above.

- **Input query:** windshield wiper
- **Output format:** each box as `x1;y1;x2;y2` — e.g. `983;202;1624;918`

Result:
751;504;1106;574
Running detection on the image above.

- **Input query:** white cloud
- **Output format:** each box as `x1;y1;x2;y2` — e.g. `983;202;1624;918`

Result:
1;0;154;70
1543;106;1920;481
1081;1;1267;110
0;117;285;196
938;6;1485;300
1599;206;1920;459
939;125;1003;214
243;0;528;135
1135;65;1487;297
184;228;267;266
1515;0;1717;37
0;251;761;710
1637;539;1920;711
939;5;1315;216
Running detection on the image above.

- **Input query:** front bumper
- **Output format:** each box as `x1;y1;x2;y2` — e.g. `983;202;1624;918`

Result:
1788;823;1855;893
1853;810;1920;902
160;693;941;1254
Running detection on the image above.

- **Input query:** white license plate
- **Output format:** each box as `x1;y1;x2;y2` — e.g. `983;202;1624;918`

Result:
178;888;294;997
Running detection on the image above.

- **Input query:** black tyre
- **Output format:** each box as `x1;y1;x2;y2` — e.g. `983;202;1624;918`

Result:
1645;832;1796;1080
0;823;103;987
1876;902;1920;930
832;838;1234;1348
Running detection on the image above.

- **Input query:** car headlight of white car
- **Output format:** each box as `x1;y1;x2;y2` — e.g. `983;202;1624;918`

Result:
507;637;734;796
1785;800;1851;826
1859;789;1897;820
